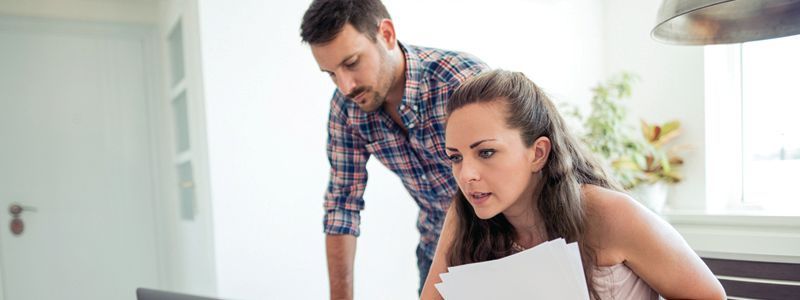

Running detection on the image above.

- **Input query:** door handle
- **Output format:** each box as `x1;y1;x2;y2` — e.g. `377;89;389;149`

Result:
8;203;36;236
9;203;37;215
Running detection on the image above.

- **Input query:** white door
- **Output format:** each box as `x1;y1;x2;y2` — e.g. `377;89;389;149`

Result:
0;17;162;300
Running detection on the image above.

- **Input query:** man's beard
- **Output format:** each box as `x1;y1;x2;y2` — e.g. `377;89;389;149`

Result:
347;77;393;113
352;48;395;112
360;90;386;112
346;86;384;112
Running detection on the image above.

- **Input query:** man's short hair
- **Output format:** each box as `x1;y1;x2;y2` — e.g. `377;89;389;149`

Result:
300;0;392;45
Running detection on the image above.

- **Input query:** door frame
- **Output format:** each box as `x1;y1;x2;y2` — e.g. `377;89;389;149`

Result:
0;15;169;299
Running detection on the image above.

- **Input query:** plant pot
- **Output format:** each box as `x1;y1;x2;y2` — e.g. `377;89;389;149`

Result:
630;182;669;213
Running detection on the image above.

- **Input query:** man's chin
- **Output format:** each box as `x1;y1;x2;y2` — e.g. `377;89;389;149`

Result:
357;100;381;112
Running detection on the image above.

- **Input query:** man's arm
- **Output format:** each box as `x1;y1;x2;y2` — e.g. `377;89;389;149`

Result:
326;234;357;300
324;95;368;300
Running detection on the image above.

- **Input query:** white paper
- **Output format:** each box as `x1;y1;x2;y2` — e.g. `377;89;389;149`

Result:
433;238;590;300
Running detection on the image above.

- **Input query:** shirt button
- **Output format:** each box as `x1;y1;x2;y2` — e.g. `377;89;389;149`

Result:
400;104;406;110
421;175;428;181
408;123;415;129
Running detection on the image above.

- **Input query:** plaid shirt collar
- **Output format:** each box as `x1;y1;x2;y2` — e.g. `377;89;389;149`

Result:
399;41;423;115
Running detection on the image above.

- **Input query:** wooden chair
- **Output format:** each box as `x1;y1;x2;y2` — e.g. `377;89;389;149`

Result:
701;255;800;300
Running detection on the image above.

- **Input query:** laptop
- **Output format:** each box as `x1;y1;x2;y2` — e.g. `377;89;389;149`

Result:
136;288;222;300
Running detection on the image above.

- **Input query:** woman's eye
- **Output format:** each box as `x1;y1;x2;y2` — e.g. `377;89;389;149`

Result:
478;149;495;159
447;154;462;163
346;60;358;68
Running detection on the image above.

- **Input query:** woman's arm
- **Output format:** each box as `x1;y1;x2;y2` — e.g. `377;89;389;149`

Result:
420;205;459;300
593;188;726;299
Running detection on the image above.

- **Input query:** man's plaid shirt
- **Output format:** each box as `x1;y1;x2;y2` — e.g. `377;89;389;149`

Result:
323;42;488;259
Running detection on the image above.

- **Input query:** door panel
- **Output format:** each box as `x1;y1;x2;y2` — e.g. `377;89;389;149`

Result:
0;18;161;300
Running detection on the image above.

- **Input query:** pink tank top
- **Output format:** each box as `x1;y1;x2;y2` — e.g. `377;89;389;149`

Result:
593;263;658;299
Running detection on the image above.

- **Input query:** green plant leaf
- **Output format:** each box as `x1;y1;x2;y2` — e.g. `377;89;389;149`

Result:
576;72;686;187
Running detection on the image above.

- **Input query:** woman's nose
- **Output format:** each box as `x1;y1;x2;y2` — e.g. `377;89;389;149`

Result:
458;160;480;184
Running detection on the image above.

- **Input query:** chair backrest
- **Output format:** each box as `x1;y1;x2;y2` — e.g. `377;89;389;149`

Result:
701;256;800;299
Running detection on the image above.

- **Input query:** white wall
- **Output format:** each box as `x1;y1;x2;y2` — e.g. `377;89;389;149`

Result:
387;0;605;107
195;1;329;298
0;0;157;24
195;0;603;299
601;0;706;211
158;0;219;295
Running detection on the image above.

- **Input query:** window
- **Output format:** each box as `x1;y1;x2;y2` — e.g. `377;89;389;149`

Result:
705;35;800;215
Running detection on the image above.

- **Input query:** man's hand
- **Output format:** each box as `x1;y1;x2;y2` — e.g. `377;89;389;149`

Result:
326;234;357;300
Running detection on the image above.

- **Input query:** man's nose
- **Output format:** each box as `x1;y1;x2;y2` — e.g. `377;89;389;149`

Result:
336;74;357;96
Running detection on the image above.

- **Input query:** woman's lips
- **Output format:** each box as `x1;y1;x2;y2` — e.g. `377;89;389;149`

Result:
469;192;492;205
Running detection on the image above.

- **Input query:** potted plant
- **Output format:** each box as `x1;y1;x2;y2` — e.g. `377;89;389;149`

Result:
616;119;686;212
562;73;686;212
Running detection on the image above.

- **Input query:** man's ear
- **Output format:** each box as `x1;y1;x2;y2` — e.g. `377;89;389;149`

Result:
376;19;397;50
530;136;551;173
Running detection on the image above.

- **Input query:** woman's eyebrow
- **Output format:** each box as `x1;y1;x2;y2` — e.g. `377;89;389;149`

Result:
469;139;496;149
445;139;497;152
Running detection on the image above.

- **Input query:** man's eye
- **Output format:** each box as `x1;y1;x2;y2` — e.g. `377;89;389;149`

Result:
448;154;462;163
346;60;358;68
478;149;495;159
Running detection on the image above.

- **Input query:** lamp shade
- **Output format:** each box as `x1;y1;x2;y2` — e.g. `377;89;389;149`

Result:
652;0;800;45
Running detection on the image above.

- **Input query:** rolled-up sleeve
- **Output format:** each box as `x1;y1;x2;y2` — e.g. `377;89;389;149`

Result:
323;96;369;236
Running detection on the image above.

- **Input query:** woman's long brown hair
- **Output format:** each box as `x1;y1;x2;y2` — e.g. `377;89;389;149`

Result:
445;70;623;299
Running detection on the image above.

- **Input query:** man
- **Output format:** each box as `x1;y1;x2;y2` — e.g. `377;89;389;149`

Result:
300;0;488;298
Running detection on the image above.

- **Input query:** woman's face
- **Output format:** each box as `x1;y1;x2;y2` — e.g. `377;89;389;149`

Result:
445;101;540;219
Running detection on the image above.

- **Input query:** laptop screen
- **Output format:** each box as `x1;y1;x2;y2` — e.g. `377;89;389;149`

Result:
136;288;221;300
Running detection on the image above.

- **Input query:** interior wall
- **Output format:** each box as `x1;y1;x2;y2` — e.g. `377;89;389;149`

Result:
601;0;706;211
0;0;158;24
157;0;219;295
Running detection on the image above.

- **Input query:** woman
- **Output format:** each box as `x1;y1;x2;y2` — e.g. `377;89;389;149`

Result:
420;70;725;299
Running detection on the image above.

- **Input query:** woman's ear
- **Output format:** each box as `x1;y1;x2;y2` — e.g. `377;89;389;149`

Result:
531;136;551;173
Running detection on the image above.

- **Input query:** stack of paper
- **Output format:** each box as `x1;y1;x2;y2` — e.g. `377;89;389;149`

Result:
434;238;589;300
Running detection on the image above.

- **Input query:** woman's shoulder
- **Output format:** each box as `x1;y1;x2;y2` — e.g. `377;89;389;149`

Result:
581;184;641;220
580;184;657;264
